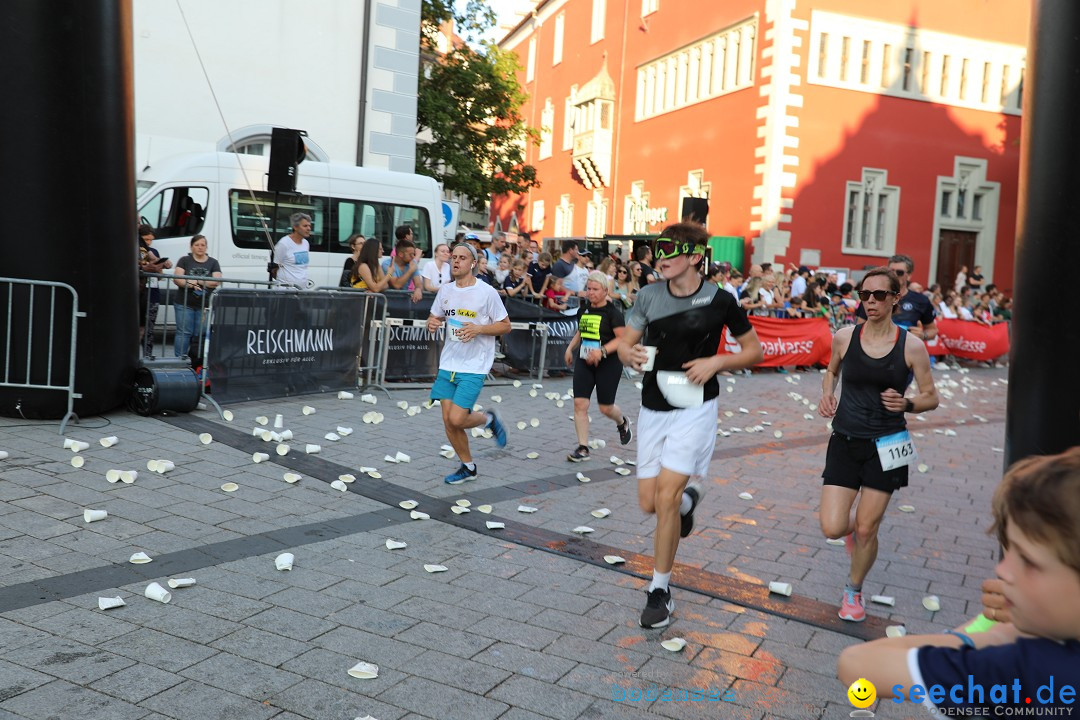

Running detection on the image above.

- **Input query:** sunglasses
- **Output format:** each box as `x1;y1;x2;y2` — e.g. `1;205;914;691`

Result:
655;240;707;260
857;289;898;301
891;268;907;276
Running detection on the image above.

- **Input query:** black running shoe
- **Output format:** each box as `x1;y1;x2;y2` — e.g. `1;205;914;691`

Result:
567;445;590;462
639;587;674;628
680;483;703;538
617;417;633;445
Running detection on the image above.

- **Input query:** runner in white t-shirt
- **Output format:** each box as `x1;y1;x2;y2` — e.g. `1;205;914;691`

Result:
426;242;512;484
273;212;313;288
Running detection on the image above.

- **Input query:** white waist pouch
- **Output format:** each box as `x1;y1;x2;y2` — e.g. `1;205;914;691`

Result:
656;371;704;408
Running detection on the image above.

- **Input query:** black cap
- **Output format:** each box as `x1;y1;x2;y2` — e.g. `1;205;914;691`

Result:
798;265;810;275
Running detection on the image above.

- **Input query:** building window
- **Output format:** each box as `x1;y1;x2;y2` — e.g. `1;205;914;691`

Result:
860;40;871;84
553;14;565;66
902;48;913;91
586;190;608;237
531;200;545;232
841;168;899;256
636;17;756;121
642;0;659;16
981;61;991;103
539;99;554;159
563;85;577;151
818;33;829;79
526;37;536;82
591;0;606;43
959;58;969;99
554;194;573;236
940;55;950;97
920;51;931;94
840;36;851;82
941;190;952;217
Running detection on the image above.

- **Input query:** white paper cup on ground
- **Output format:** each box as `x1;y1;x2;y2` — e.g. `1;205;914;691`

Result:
660;637;687;652
83;508;107;523
305;444;321;454
347;661;379;679
324;432;340;441
98;596;125;611
129;552;153;564
156;460;175;473
256;415;269;425
198;433;213;445
302;405;316;415
222;410;234;422
167;578;196;589
276;444;290;456
275;553;295;571
886;624;907;638
63;438;78;449
70;440;90;453
768;581;793;596
147;459;161;472
105;469;122;483
70;456;84;468
119;470;138;484
640;345;658;371
144;582;172;604
273;414;284;429
220;482;239;492
283;473;302;484
338;391;354;400
252;452;270;463
385;539;407;550
330;480;348;492
99;436;119;448
279;429;293;441
337;426;353;436
922;595;941;612
395;451;410;463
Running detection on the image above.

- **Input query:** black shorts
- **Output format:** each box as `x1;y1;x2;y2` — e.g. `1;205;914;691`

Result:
822;433;909;494
572;355;623;406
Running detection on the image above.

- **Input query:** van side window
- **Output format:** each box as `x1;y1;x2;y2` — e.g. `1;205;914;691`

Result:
334;199;432;257
139;187;209;238
229;191;328;250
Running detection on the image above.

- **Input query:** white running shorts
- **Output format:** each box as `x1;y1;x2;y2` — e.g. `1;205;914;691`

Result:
636;398;719;479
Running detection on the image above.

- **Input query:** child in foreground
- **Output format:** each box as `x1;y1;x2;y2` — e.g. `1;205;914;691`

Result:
838;446;1080;712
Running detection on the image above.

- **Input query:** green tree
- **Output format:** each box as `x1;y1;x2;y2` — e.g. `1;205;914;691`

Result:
417;0;540;209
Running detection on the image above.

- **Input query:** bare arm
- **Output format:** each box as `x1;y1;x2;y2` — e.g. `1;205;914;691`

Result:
358;264;390;292
616;325;648;369
456;316;512;342
683;327;763;384
881;335;939;413
819;326;853;417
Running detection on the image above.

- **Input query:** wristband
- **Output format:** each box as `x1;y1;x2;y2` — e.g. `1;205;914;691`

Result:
942;629;975;648
601;347;608;359
904;398;915;413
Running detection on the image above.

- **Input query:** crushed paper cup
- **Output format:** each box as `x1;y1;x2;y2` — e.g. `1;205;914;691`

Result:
455;499;471;507
410;510;430;520
773;430;783;439
83;508;107;523
273;414;284;429
439;449;455;458
360;394;377;404
330;480;348;492
256;416;269;425
70;456;84;468
424;564;448;573
604;555;626;564
525;452;539;459
396;401;409;410
485;521;505;530
222;410;234;422
220;482;239;492
338;391;354;400
922;595;941;612
738;492;754;500
275;553;294;571
279;430;294;441
302;405;317;415
576;472;591;483
898;504;916;513
338;474;356;484
406;406;421;416
614;468;631;476
476;505;492;514
529;418;540;427
145;582;172;604
660;638;687;652
610;456;624;465
348;661;379;679
167;578;196;589
825;538;847;546
198;433;213;445
517;505;537;513
367;470;382;479
385;539;407;550
129;552;152;564
399;500;419;510
768;581;793;596
516;421;527;430
283;473;302;484
572;526;594;534
119;471;138;484
324;432;341;442
512;380;522;388
591;508;611;519
491;395;502;403
451;506;470;514
871;595;895;606
588;438;606;449
384;454;399;463
395;451;410;463
917;463;929;473
98;596;125;611
337;426;353;436
252;452;270;463
99;436;119;448
528;389;538;397
886;625;908;638
276;444;290;456
106;469;122;483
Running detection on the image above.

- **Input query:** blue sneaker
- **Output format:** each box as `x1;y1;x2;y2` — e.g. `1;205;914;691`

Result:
444;463;478;485
486;410;508;448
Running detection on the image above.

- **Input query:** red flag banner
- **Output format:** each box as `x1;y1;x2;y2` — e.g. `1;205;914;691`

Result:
719;316;833;367
933;319;1010;361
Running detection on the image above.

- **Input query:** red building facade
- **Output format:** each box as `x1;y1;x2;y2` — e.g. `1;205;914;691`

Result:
490;0;1028;291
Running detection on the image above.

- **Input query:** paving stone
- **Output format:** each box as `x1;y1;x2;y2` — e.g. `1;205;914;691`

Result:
489;674;595;719
209;625;311;667
545;635;649;674
0;659;52;703
1;635;135;684
28;606;138;644
471;642;577;684
312;626;426;668
242;607;337;642
261;586;352;619
270;678;407;720
98;627;217;673
279;646;408;697
377;676;508;720
89;663;185;704
0;679;148;720
139;679;279;720
179;651;305;701
396;621;495;659
463;615;560;652
327;602;419;636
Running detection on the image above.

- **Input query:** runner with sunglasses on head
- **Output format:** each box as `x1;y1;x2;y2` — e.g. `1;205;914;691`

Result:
619;222;763;628
819;267;939;622
855;254;937;341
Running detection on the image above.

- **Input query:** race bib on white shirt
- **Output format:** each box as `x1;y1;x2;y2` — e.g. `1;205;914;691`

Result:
656;371;704;408
876;430;917;471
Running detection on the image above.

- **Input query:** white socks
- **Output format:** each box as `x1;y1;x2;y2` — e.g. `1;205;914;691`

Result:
679;491;693;516
649;571;671;592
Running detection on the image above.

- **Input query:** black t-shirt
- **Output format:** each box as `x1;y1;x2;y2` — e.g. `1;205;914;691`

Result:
551;258;575;279
576;301;624;346
639;262;657;283
856;289;936;329
175;254;222;309
527;262;552;293
502;273;527;293
967;272;984;289
627;279;753;411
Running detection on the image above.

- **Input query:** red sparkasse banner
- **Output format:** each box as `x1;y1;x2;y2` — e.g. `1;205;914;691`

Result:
719;316;833;367
933;319;1010;361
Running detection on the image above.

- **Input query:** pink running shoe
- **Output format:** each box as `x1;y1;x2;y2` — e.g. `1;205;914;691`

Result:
839;588;866;622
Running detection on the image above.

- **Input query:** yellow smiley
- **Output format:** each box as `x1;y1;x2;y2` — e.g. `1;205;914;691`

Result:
847;678;877;708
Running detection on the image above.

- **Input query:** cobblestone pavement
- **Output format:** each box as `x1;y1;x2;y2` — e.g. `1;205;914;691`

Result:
0;365;1008;719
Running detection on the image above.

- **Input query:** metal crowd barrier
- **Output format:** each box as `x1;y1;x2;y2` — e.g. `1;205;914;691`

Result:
314;286;389;396
0;276;83;434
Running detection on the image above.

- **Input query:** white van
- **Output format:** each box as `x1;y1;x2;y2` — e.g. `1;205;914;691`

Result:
136;152;441;288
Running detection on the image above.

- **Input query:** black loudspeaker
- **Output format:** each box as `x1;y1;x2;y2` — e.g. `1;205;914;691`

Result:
130;367;201;416
268;128;307;194
681;197;709;224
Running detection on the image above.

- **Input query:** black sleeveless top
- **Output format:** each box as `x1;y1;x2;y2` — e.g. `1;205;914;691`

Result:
833;325;909;439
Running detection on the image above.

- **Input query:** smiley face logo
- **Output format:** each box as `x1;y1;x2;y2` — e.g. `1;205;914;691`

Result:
847;678;877;708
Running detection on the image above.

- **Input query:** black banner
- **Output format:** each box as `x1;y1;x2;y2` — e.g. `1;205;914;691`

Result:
501;298;577;373
207;290;368;403
382;291;440;381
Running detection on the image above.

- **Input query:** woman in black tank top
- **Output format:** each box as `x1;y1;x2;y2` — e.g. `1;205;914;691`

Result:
816;267;940;623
